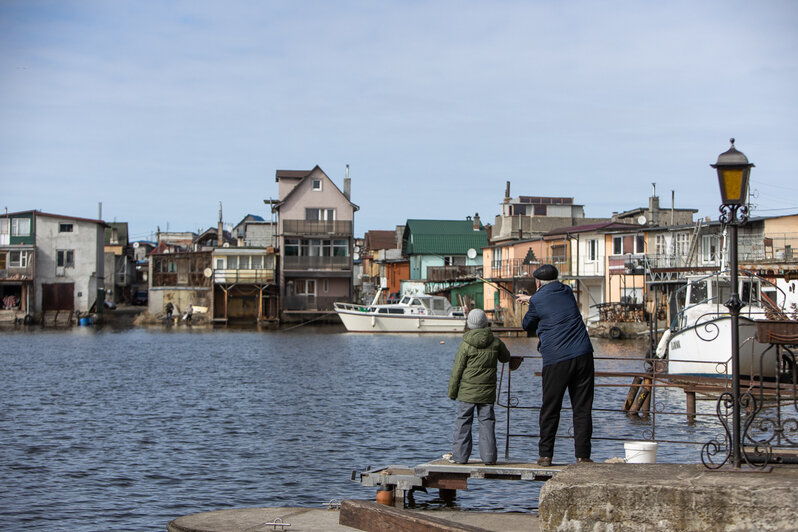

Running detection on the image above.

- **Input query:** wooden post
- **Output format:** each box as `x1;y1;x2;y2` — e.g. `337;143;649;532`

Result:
686;390;696;424
623;376;643;412
629;378;651;414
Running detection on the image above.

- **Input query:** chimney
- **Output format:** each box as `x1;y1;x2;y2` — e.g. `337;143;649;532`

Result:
218;201;224;246
344;164;351;200
649;189;660;226
505;181;511;202
473;213;481;231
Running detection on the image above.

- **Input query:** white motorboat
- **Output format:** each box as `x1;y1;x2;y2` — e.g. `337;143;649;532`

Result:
334;292;466;333
657;271;786;377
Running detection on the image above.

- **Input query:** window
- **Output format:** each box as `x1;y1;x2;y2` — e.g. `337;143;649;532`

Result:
0;253;5;270
674;232;689;257
305;208;335;221
701;235;718;264
227;256;239;269
59;223;73;233
285;239;299;256
444;256;466;266
294;279;316;295
251;255;263;269
587;239;598;262
612;234;645;255
655;234;667;256
323;279;328;292
311;179;322;191
11;218;30;237
9;251;28;268
332;239;348;257
492;248;503;270
216;258;225;269
533;204;547;216
237;256;250;269
56;249;74;268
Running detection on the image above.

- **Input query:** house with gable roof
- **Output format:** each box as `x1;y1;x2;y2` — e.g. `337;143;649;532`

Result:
1;210;106;321
272;165;359;318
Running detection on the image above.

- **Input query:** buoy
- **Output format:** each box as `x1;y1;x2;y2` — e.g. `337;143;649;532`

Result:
376;485;394;506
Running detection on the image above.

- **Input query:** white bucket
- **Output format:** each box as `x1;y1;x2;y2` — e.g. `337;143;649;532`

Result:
624;441;658;463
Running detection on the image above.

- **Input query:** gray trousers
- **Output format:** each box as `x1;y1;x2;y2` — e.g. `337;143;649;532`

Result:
452;401;497;464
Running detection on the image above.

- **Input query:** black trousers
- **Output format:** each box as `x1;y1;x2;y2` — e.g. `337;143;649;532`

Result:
539;352;594;459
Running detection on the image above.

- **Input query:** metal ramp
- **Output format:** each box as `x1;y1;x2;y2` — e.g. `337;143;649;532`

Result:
354;458;561;503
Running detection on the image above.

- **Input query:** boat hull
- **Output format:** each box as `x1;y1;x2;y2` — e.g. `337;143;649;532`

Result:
667;316;779;377
335;309;466;333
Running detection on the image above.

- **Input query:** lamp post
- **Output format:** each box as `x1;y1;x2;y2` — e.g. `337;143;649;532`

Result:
712;138;754;468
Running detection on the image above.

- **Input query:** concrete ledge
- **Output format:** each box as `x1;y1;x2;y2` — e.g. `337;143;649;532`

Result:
539;463;798;531
340;500;490;532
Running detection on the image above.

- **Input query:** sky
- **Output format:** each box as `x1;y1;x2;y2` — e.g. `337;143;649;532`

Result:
1;1;797;241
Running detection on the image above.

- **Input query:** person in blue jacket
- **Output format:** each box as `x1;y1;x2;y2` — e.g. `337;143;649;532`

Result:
516;264;594;466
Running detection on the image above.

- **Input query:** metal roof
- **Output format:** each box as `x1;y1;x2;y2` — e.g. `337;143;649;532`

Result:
403;219;488;255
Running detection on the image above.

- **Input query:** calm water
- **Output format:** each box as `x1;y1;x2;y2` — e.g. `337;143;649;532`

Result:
0;326;721;531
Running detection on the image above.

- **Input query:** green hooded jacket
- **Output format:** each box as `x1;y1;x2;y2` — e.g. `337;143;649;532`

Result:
448;327;512;404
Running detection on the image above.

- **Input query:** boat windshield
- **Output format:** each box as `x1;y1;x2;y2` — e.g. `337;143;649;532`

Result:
400;296;412;305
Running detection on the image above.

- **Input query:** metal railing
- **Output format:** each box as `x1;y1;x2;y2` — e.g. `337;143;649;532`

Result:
497;354;738;460
214;269;275;284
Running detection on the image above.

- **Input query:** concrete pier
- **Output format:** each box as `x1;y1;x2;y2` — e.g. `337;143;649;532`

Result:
539;463;798;531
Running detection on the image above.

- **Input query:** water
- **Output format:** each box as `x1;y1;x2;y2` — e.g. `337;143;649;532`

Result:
0;327;721;531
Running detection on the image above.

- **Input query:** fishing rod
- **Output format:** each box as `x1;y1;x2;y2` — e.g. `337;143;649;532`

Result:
477;275;527;298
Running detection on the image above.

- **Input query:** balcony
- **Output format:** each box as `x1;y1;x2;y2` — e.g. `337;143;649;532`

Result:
0;247;34;281
426;265;481;282
214;269;275;284
283;220;353;236
485;258;569;279
283;256;351;271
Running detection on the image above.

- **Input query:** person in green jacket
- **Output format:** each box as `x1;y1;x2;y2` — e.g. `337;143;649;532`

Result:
446;308;511;465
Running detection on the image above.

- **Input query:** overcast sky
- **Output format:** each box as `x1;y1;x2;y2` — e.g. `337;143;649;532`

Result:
2;1;797;241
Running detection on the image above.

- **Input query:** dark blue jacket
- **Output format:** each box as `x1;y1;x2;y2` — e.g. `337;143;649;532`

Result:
522;282;593;367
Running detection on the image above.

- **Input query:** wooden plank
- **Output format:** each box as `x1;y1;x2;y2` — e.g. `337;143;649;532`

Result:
339;500;491;532
423;472;468;490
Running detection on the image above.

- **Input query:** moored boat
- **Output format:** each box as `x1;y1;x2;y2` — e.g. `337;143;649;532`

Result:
334;293;466;332
657;271;788;377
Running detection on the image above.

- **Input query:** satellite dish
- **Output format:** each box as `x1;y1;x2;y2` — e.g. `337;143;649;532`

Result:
133;242;140;248
222;242;230;247
353;252;360;260
637;215;647;226
203;268;213;278
354;245;361;253
467;248;477;260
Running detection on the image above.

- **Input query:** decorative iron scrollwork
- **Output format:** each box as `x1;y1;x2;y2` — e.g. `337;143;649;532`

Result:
719;203;749;225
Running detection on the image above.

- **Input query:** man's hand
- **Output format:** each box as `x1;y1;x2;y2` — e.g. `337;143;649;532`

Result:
515;293;531;304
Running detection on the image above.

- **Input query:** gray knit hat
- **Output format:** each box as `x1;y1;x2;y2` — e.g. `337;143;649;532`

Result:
466;308;489;329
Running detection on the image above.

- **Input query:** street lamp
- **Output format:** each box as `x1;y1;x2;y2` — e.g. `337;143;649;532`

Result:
712;138;754;469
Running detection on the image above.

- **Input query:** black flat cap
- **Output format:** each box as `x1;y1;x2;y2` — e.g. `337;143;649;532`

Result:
533;264;558;280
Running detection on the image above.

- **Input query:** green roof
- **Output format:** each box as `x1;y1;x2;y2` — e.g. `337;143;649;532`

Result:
403;219;488;255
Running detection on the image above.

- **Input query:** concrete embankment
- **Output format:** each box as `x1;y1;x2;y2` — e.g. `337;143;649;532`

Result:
540;463;798;531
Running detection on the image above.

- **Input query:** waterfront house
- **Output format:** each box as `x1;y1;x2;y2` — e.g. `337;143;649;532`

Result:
401;216;488;307
148;250;212;318
360;229;401;303
211;247;278;323
104;222;135;305
0;210;105;321
272;165;358;318
232;214;276;248
491;181;609;243
544;222;636;322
